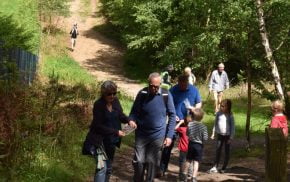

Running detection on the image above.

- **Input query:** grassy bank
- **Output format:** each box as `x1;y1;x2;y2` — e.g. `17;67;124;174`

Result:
197;84;270;137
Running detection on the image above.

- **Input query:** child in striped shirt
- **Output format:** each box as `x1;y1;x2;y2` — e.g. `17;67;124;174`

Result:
184;108;208;182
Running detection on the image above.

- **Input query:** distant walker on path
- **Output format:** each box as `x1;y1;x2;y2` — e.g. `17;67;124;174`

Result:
70;22;79;51
208;63;229;113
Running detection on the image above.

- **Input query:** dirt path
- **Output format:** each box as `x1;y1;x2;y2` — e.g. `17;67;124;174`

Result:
66;0;143;98
111;137;266;182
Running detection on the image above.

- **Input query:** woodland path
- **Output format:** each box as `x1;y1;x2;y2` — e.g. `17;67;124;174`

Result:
66;0;143;98
65;0;272;181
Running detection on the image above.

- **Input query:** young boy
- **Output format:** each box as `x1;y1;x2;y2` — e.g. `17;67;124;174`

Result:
184;108;208;182
175;117;193;181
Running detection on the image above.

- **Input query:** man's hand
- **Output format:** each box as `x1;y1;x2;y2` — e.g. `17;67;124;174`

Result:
128;120;137;129
210;134;215;140
163;138;172;147
118;130;125;137
176;116;180;121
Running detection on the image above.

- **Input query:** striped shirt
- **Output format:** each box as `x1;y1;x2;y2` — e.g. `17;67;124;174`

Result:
187;121;208;144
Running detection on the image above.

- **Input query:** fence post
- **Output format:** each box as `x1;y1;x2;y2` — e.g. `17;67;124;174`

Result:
265;128;287;182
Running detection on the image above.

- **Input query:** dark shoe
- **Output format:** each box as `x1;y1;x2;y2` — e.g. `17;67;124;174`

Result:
179;173;186;181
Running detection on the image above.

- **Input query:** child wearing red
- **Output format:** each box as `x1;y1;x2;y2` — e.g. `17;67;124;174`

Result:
270;100;288;137
175;119;193;182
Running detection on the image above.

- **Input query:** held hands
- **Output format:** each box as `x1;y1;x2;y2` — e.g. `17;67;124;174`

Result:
210;134;215;140
128;120;137;129
175;120;184;130
118;130;125;137
163;138;172;147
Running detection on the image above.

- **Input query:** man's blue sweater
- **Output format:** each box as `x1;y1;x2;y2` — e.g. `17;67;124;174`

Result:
129;88;176;140
170;84;202;120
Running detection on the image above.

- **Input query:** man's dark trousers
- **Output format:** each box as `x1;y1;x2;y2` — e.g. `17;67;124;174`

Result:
133;137;164;182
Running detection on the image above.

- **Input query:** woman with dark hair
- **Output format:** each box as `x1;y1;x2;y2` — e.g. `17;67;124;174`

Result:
84;81;136;182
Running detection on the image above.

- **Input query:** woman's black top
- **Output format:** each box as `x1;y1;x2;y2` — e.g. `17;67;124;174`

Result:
85;97;129;147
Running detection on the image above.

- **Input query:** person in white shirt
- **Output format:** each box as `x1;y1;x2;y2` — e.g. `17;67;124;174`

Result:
184;67;196;85
209;99;235;174
208;63;229;113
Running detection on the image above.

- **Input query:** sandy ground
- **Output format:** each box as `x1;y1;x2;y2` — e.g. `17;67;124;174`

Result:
66;0;143;98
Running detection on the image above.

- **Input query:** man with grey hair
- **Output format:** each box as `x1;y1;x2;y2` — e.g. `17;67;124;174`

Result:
129;72;176;182
208;63;229;113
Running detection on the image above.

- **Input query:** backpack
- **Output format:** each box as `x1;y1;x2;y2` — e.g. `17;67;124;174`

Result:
70;28;77;38
139;87;168;109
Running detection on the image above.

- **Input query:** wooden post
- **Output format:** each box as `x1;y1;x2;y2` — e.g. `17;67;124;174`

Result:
265;128;287;182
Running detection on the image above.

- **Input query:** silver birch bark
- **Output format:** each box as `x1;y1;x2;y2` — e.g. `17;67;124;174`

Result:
255;0;285;100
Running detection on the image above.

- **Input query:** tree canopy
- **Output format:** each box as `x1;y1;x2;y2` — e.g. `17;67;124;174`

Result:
100;0;290;100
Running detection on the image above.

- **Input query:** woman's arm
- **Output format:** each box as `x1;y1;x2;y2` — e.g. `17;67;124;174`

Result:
115;98;129;124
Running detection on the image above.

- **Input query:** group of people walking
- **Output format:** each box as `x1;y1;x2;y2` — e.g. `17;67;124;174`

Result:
82;63;288;182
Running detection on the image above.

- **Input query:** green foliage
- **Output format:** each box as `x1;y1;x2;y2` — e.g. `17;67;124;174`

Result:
100;0;290;101
39;0;70;33
41;55;97;85
39;0;70;18
0;14;36;52
0;0;40;53
198;84;270;137
0;79;98;181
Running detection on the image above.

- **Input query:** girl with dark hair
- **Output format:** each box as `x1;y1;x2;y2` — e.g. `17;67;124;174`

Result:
209;99;235;174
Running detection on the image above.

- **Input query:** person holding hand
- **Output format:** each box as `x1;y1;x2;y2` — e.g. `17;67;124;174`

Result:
129;72;176;182
85;81;136;182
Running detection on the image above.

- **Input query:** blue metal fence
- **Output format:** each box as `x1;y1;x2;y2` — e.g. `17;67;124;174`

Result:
0;46;38;84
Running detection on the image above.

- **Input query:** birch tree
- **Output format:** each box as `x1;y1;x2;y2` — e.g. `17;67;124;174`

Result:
255;0;285;100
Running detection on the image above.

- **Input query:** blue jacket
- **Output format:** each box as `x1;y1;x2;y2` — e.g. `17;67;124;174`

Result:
129;88;176;140
170;84;202;120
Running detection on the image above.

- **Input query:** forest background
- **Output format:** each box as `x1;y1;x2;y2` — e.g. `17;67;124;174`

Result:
0;0;289;181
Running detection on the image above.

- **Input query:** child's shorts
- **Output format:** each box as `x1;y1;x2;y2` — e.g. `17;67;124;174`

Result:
186;142;203;162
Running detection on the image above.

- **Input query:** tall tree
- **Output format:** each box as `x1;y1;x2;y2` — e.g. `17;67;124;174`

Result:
255;0;284;100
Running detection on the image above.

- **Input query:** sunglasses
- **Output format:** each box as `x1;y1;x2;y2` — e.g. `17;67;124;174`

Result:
149;84;160;89
106;92;117;96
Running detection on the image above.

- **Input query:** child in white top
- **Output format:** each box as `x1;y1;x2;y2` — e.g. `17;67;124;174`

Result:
209;99;235;173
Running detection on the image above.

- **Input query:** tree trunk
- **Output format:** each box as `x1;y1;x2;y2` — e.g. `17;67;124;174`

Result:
245;32;253;150
255;0;285;100
246;58;252;149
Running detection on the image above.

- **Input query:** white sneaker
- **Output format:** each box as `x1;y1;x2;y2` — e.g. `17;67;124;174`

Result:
208;166;218;173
